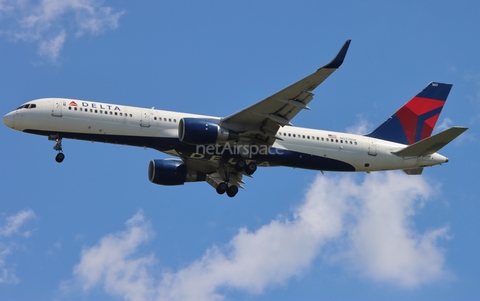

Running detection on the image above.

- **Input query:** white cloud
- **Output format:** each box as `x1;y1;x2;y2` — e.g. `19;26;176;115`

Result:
342;174;449;287
0;0;124;62
0;209;36;284
0;209;36;237
72;211;156;301
66;173;451;300
435;117;453;132
37;29;66;62
0;246;18;284
346;116;373;134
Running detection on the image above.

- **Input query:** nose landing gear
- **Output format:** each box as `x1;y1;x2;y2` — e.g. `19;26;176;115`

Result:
49;135;65;163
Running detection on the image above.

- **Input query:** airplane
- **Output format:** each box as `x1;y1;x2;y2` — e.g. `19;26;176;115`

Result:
2;40;468;197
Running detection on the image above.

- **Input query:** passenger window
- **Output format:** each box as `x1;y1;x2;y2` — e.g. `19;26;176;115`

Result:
129;114;132;117
115;112;118;116
95;110;98;113
288;133;291;137
69;107;72;110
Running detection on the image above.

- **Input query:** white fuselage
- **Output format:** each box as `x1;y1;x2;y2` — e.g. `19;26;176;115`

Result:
2;98;448;173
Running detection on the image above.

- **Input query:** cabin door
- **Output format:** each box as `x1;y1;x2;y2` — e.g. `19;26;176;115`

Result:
140;109;151;127
52;99;63;117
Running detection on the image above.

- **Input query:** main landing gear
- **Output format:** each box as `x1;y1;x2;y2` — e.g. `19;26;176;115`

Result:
50;135;65;163
234;159;257;175
216;182;239;198
214;160;257;198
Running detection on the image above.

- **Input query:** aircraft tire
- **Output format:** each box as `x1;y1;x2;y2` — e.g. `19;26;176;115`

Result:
216;182;228;194
55;153;65;163
234;160;246;172
245;162;257;175
226;185;238;198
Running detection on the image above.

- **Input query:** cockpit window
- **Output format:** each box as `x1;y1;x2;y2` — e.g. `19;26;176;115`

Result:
16;104;37;110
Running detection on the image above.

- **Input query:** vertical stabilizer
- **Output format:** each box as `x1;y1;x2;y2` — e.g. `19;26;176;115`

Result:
366;82;452;145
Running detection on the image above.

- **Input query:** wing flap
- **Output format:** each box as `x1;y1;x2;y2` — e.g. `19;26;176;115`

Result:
393;126;468;157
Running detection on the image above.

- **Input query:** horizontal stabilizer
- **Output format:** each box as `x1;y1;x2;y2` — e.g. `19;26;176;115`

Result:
393;126;468;157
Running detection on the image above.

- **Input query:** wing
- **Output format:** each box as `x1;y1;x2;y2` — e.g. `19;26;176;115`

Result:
220;39;351;145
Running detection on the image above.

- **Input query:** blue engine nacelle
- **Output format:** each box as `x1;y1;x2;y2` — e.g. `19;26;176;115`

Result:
148;159;206;186
178;118;238;145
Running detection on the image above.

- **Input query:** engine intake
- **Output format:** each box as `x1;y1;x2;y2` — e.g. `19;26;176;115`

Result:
178;118;238;145
148;159;206;186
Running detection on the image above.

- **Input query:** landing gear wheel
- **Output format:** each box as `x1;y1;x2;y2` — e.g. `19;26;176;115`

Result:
51;136;65;163
234;160;246;172
226;185;239;198
55;152;65;163
216;182;228;195
244;162;257;175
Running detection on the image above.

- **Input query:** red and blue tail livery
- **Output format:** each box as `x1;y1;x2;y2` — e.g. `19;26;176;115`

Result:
366;82;452;145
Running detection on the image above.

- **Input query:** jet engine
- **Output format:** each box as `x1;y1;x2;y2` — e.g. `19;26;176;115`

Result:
178;118;238;145
148;159;206;186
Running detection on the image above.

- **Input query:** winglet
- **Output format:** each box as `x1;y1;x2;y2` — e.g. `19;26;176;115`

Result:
323;39;351;69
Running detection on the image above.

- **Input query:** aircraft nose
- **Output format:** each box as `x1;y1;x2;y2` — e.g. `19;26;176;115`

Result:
2;112;14;128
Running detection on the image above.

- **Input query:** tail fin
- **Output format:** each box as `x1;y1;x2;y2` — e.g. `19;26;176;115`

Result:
366;82;452;145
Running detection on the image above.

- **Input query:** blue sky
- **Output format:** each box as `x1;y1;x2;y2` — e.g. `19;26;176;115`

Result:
1;1;479;300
